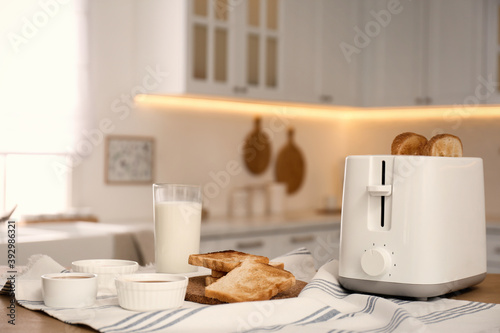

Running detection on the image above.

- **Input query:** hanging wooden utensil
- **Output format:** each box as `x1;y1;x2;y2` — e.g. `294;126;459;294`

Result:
275;127;305;194
243;116;271;175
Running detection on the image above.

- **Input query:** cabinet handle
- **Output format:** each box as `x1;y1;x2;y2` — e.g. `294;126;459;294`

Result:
233;86;248;94
320;95;333;103
236;240;264;249
290;235;315;244
416;96;433;105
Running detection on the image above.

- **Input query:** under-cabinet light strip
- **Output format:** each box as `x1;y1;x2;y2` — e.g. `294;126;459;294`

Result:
135;94;500;121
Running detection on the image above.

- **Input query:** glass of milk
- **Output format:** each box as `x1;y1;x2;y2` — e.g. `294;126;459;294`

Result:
153;183;202;273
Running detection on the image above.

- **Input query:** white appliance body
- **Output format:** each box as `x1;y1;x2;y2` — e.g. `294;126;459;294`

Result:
338;155;486;298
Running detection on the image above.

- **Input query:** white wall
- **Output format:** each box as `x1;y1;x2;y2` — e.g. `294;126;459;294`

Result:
72;0;151;223
72;101;346;223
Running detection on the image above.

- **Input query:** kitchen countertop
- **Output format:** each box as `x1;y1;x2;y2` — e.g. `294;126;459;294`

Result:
0;222;145;267
200;210;341;238
2;274;499;333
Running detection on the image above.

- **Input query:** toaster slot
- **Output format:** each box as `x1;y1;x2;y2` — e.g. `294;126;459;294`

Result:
366;158;392;231
381;160;386;228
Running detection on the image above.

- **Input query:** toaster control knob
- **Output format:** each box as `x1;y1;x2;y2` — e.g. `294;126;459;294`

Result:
361;248;392;276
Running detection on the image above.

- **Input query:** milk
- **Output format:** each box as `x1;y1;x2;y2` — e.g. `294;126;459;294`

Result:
154;201;202;273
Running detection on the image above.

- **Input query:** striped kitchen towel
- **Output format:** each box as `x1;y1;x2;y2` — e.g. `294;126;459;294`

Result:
5;249;500;332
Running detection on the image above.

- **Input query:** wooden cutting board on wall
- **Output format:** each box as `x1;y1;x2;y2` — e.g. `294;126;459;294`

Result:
243;117;271;175
275;128;305;194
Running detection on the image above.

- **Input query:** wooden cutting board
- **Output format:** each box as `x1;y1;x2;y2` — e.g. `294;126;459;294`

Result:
184;276;307;305
275;128;305;194
243;117;271;175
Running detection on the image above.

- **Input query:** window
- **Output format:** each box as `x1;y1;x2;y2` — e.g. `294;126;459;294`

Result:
1;154;71;216
0;0;86;218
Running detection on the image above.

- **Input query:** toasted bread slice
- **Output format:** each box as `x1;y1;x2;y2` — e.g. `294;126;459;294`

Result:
269;262;285;270
205;260;296;303
211;261;283;278
391;132;428;155
211;270;226;278
205;275;220;286
188;250;269;272
423;134;463;157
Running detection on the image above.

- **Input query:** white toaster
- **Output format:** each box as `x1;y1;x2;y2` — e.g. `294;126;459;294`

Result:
338;155;487;298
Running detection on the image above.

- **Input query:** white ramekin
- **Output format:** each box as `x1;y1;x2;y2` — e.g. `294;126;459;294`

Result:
42;273;97;308
115;273;188;311
72;259;139;293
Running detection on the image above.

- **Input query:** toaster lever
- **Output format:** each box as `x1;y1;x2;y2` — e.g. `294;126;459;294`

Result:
367;185;392;197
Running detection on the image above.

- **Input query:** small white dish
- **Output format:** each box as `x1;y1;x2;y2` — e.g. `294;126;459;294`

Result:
72;259;139;293
115;273;188;311
41;273;97;308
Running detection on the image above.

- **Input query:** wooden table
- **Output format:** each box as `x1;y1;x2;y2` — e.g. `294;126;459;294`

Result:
1;294;96;332
1;274;499;333
449;274;500;303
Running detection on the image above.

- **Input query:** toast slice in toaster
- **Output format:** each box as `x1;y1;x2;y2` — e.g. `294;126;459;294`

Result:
423;134;463;157
391;132;428;155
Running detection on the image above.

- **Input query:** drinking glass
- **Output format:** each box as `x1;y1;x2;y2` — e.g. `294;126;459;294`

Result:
153;184;202;273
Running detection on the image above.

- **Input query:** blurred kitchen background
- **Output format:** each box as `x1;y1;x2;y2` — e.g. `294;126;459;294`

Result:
2;0;500;270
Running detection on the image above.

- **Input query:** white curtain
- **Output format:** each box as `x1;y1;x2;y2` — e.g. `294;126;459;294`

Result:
0;0;87;153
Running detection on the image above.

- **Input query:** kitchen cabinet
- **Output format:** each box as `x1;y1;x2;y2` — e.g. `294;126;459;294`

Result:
136;0;485;106
199;219;340;269
487;225;500;273
277;0;362;106
360;0;484;107
200;235;273;258
279;0;316;104
136;0;284;101
359;0;425;107
237;0;283;100
314;0;361;106
135;0;361;105
271;227;340;268
426;0;484;105
484;0;500;104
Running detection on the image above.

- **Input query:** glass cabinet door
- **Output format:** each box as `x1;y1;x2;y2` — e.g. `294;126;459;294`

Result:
190;0;230;86
188;0;282;99
245;0;280;90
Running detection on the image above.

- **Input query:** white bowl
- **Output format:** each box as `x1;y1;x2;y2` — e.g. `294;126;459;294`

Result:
42;273;97;308
72;259;139;293
115;273;188;311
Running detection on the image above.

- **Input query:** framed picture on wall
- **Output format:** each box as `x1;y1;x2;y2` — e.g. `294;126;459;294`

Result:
105;135;155;184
